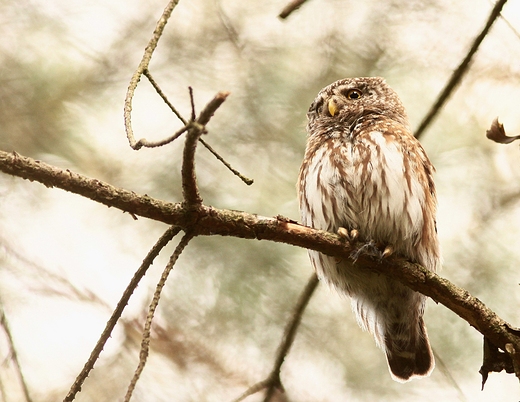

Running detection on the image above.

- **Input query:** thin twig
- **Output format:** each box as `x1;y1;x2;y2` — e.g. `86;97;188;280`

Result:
132;125;191;149
0;304;33;402
278;0;309;19
124;0;181;149
198;138;254;185
499;12;520;41
232;274;319;402
124;231;194;402
189;86;196;121
144;69;187;125
196;91;230;126
231;378;271;402
414;0;508;138
64;226;180;402
181;91;230;205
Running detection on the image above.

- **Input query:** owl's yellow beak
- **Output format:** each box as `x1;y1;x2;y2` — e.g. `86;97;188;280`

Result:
328;99;338;117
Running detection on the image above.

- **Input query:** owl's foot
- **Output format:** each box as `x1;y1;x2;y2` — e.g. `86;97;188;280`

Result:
337;227;359;241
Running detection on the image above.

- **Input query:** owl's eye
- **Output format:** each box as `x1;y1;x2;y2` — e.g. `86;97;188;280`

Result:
345;88;362;100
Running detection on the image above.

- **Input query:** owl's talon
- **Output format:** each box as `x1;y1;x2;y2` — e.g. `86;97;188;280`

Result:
337;227;349;239
382;245;393;259
338;227;359;243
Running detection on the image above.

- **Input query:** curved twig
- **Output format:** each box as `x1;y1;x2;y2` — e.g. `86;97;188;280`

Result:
124;0;181;149
63;226;181;402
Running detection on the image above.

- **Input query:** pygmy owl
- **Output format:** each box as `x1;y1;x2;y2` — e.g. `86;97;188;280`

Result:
298;77;440;382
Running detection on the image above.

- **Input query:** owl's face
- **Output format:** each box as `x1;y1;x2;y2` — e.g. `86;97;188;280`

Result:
307;77;409;133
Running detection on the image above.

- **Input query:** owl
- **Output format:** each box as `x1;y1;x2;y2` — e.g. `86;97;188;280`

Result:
298;77;440;382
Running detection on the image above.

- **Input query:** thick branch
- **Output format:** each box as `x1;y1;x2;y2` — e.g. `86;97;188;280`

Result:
1;150;519;365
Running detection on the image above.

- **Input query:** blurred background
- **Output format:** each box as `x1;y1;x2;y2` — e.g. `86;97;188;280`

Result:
1;0;520;400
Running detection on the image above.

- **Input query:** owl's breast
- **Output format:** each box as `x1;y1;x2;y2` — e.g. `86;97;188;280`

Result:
299;130;427;248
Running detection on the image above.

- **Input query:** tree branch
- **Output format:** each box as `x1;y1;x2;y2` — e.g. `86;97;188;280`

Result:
1;149;519;372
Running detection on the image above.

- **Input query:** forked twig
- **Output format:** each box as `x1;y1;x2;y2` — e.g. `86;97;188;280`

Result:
232;273;319;402
124;1;253;184
414;0;508;138
181;91;230;205
64;226;181;402
124;231;194;402
146;76;253;184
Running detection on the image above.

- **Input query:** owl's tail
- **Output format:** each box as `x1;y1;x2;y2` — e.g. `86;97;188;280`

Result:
384;316;434;382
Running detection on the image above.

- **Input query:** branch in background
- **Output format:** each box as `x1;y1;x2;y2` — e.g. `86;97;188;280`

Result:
278;0;309;19
0;305;33;402
64;226;181;402
414;0;508;138
263;273;319;401
232;274;319;402
1;150;519;378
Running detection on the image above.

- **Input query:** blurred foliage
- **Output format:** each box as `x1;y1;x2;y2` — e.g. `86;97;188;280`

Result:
1;0;520;401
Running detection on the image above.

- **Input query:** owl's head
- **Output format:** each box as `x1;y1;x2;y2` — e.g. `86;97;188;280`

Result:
307;77;410;133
